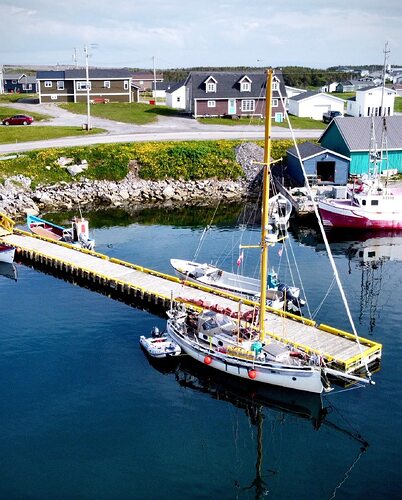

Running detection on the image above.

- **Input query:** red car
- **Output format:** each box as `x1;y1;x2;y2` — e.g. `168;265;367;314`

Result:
2;114;34;126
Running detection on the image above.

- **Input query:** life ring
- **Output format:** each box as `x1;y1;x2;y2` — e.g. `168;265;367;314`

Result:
354;180;364;193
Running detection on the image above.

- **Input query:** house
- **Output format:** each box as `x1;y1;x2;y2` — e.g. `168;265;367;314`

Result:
392;84;402;97
319;116;402;175
36;69;132;103
286;142;350;186
320;82;338;93
166;81;186;110
285;86;307;98
346;86;396;117
151;80;184;100
336;81;355;93
131;72;163;92
287;92;345;120
3;73;38;93
184;71;287;120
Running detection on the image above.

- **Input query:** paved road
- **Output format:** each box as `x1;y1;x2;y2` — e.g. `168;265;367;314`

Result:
0;102;322;154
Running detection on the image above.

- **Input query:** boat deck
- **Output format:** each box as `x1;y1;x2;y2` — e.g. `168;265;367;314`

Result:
0;229;382;374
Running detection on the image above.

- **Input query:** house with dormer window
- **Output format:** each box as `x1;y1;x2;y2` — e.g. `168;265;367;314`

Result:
184;71;286;120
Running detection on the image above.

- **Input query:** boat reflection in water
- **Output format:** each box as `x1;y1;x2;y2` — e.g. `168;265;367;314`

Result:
143;353;368;498
0;262;17;282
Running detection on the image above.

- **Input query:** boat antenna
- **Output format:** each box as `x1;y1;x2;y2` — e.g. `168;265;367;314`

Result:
276;86;374;384
258;68;274;341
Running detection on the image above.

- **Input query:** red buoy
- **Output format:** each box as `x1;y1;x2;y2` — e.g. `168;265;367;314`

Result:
248;369;257;379
204;356;212;365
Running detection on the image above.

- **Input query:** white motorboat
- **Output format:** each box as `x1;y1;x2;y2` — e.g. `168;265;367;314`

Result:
140;327;182;358
0;244;15;264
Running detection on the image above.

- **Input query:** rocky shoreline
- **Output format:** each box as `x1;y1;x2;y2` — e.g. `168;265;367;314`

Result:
0;143;265;221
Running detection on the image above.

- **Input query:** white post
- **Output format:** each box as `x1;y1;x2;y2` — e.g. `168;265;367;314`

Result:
84;45;91;130
0;65;4;94
152;55;156;99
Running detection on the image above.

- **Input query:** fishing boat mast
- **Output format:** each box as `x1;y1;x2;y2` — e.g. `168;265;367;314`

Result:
259;68;274;341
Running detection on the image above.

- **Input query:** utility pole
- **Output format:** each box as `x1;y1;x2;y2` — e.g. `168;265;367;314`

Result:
84;45;91;130
0;65;4;94
380;41;390;116
152;55;157;99
73;47;78;68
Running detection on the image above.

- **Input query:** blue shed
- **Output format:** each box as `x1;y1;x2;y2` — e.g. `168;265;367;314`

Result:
319;116;402;175
286;142;350;186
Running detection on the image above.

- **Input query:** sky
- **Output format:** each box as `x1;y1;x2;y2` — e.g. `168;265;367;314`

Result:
2;0;402;70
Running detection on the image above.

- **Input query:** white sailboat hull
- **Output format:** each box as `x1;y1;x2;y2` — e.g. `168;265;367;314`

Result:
167;319;324;394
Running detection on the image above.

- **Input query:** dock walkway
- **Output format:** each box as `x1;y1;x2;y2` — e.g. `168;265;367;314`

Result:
0;226;382;374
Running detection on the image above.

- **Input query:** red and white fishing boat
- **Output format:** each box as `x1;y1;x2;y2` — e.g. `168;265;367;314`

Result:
318;116;402;230
318;177;402;230
0;244;15;264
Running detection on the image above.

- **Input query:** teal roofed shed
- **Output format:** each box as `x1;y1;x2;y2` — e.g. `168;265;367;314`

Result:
319;116;402;176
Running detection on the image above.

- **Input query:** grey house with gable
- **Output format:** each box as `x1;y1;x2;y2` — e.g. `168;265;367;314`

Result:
287;142;350;186
184;71;286;120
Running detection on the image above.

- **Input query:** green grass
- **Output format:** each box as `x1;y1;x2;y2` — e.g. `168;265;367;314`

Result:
0;106;51;122
331;92;355;100
198;116;264;126
59;102;180;124
0;126;105;144
0;93;39;103
395;96;402;112
274;115;327;129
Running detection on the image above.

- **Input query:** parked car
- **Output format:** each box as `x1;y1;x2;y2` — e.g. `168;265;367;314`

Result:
322;110;342;124
2;115;34;126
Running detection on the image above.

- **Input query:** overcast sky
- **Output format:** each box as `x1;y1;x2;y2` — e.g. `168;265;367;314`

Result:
2;0;402;70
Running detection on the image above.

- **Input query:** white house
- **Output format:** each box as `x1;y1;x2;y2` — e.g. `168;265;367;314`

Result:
320;82;338;93
346;86;396;117
285;85;307;98
288;91;345;120
166;81;186;110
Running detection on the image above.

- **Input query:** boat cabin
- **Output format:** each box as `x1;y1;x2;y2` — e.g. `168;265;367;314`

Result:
197;311;237;348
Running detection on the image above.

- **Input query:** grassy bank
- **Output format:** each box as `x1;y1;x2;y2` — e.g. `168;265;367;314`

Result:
198;115;326;129
0;139;303;187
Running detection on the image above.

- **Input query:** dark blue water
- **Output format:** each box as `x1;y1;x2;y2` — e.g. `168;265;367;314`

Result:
1;207;401;499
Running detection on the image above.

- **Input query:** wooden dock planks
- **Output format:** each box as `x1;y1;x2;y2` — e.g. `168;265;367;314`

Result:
0;230;381;372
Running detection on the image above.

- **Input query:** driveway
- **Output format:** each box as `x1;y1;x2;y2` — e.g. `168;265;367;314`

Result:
0;102;322;154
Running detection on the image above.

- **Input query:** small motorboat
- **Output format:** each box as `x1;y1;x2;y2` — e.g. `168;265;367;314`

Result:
0;244;15;264
140;327;182;358
27;214;95;250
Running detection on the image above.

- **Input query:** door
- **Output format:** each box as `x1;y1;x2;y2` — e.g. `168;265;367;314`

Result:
228;99;236;115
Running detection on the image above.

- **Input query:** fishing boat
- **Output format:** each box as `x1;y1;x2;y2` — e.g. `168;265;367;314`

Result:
140;326;182;358
165;69;377;394
170;258;304;313
318;117;402;230
27;214;95;250
0;243;15;263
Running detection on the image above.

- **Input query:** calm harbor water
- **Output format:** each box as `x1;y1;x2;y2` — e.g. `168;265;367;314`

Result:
1;204;401;499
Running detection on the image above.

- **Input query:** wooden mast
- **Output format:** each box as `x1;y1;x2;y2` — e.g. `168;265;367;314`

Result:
259;68;274;341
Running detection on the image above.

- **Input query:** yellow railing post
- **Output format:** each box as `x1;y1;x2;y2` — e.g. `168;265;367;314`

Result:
0;212;15;233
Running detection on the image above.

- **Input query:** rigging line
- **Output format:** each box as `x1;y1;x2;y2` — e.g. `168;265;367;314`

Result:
311;276;337;319
328;447;367;500
193;199;221;261
277;85;373;382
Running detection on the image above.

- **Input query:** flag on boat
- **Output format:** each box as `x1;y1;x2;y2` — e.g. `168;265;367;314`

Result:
237;251;244;267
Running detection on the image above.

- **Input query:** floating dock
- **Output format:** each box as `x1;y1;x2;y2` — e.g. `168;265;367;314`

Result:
0;212;382;375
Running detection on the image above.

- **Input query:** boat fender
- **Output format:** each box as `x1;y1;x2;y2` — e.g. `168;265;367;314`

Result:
248;369;257;379
204;356;212;365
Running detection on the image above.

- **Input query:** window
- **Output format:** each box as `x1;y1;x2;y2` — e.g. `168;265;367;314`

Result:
44;81;52;88
272;98;278;107
104;81;111;88
207;100;216;107
206;82;216;92
12;79;17;84
57;81;64;90
77;81;91;90
241;100;255;112
272;81;278;91
124;80;129;90
176;97;181;102
371;199;379;206
241;82;251;92
51;95;58;100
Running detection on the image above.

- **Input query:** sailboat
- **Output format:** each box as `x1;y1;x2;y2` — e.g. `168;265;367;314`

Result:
165;69;377;394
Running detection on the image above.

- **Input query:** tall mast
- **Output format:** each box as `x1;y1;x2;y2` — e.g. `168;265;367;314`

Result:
259;68;274;341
